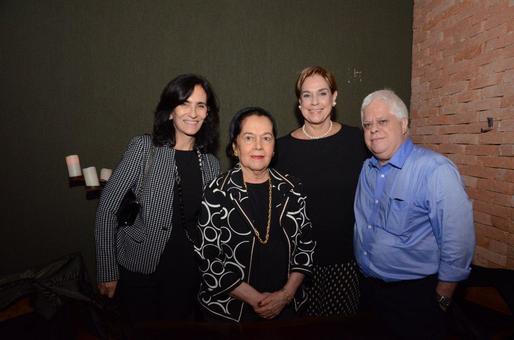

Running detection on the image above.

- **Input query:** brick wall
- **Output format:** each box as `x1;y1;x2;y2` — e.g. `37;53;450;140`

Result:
411;0;514;269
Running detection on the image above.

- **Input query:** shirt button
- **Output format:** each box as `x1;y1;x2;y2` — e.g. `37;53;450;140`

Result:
374;199;379;204
364;251;368;256
367;225;372;229
380;174;385;178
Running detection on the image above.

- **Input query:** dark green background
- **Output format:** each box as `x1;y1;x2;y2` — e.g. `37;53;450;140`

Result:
0;0;413;279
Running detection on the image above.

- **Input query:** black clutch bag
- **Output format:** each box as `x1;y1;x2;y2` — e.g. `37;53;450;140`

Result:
116;190;141;227
116;144;155;228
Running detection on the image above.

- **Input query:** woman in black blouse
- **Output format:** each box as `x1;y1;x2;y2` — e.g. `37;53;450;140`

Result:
95;74;220;322
274;66;368;317
192;107;315;322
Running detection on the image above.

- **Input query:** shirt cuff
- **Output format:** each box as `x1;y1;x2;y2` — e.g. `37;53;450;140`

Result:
438;261;472;282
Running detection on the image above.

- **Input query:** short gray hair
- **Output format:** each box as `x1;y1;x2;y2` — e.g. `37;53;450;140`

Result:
360;89;409;122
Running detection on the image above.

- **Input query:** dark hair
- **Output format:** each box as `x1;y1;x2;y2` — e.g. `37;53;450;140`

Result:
152;74;219;152
226;106;277;160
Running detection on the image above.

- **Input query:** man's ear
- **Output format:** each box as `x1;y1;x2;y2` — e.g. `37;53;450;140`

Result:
401;118;409;135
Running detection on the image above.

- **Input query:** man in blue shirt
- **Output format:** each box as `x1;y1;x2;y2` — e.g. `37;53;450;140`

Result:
354;89;475;339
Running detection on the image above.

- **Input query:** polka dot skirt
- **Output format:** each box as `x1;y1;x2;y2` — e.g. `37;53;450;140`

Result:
304;260;360;317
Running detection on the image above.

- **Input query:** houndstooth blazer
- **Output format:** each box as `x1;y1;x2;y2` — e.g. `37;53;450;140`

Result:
94;135;220;283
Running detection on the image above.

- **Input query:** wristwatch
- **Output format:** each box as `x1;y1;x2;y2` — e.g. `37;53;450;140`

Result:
436;293;452;311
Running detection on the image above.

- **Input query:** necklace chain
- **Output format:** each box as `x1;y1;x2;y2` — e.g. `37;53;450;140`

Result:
302;120;333;139
244;178;272;245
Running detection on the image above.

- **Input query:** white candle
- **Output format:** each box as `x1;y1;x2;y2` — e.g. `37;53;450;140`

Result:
83;166;100;187
100;168;112;182
65;155;82;177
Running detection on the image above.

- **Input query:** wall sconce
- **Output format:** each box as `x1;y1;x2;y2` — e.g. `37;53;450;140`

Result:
65;154;111;200
481;117;494;133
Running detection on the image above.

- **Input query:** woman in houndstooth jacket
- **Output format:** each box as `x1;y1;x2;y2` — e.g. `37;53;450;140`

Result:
95;74;220;322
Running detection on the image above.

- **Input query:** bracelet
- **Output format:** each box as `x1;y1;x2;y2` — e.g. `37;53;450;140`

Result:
281;288;294;304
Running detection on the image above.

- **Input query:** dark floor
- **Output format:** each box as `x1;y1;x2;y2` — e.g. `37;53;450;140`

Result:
1;298;513;340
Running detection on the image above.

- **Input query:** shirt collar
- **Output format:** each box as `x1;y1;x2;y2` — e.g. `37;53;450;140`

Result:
369;138;413;169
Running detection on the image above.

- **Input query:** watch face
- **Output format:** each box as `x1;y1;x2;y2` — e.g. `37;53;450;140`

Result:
437;295;451;309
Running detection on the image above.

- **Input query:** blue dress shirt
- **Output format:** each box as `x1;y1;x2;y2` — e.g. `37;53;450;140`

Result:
354;138;475;282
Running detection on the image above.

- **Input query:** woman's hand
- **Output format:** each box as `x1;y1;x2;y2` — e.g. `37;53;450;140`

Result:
254;289;292;319
98;280;118;298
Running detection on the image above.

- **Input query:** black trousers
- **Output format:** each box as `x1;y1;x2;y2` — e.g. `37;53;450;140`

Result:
360;275;447;340
114;228;201;323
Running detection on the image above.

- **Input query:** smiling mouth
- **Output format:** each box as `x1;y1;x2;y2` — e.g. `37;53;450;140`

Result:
183;120;200;125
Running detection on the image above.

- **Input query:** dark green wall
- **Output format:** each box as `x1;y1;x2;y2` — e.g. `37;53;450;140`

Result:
0;0;413;279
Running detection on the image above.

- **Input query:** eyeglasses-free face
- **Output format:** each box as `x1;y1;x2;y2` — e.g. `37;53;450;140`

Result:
298;74;337;126
233;115;275;179
170;85;208;143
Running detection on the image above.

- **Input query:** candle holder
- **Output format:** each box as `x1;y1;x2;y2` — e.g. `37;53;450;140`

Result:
65;154;111;200
68;175;85;188
85;186;102;200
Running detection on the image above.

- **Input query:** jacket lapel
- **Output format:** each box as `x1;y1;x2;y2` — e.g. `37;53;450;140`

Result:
224;165;294;233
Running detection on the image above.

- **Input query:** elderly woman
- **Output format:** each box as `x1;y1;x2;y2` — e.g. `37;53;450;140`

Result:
273;66;369;317
95;74;220;322
192;107;315;322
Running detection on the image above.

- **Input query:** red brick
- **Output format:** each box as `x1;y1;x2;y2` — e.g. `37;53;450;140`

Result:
469;74;499;90
455;44;483;61
461;165;500;179
471;97;502;111
438;143;467;154
479;109;514;121
498;119;514;132
456;90;480;103
496;169;514;183
448;111;479;124
449;134;479;144
462;175;478;188
472;50;502;67
474;210;492;225
474;246;507;266
412;125;440;135
477;178;514;195
442;81;468;96
490;56;514;73
475;235;490;248
422;134;450;144
490;216;512;232
480;131;514;144
478;156;514;169
475;223;509;242
448;153;478;166
500;94;514;108
503;69;514;83
500;145;514;156
465;144;500;156
481;84;506;98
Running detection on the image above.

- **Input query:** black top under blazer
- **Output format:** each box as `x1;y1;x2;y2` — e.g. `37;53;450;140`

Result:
192;165;315;322
95;135;220;283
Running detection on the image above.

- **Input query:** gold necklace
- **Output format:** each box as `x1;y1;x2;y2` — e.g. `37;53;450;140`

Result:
244;178;272;245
